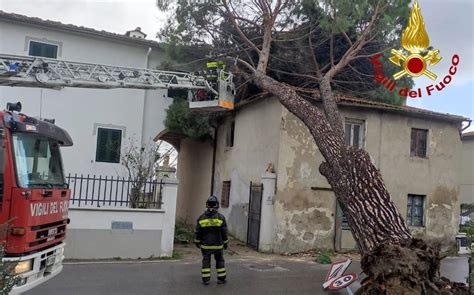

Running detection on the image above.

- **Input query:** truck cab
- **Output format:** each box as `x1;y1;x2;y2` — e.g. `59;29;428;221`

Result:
0;102;72;293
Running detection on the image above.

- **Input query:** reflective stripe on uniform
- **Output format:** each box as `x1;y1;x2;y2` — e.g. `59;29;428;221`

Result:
202;273;211;278
200;244;224;250
201;268;211;273
217;272;226;277
223;240;229;244
199;218;224;227
207;62;218;68
194;239;201;243
216;268;225;272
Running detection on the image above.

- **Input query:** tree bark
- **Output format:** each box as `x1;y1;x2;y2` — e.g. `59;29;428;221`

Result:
253;71;411;253
251;71;469;294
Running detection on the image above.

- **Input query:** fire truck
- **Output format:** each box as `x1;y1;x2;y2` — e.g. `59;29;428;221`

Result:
0;54;234;293
0;101;72;294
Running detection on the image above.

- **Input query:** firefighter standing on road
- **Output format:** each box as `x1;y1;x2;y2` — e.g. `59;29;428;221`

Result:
195;196;228;285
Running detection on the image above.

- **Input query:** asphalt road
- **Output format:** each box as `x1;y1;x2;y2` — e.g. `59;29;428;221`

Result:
25;257;361;295
25;256;469;295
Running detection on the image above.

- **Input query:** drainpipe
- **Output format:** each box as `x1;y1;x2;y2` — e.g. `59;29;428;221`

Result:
210;125;218;195
459;120;472;139
461;120;472;132
140;47;154;144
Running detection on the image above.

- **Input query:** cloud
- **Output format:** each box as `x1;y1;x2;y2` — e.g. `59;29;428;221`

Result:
413;0;473;88
0;0;167;40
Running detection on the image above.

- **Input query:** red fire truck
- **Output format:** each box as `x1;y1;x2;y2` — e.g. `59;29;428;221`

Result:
0;101;72;293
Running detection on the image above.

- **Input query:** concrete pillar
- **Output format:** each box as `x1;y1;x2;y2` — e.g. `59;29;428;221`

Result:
259;172;277;252
160;176;178;257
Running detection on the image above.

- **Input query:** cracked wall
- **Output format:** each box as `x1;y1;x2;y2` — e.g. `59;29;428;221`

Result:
176;97;462;253
275;106;462;252
213;98;282;241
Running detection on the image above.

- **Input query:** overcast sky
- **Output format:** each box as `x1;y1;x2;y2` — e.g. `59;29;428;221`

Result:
0;0;473;131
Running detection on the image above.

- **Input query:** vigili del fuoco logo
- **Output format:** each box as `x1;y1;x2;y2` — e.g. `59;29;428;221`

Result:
371;1;460;99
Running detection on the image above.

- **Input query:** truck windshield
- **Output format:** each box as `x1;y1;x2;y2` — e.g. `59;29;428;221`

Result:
11;133;65;188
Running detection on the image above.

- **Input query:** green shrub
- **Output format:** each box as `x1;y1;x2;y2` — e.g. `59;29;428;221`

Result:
316;249;334;264
164;98;211;141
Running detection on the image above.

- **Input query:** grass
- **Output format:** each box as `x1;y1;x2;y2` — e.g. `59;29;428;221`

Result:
154;250;182;260
316;249;334;264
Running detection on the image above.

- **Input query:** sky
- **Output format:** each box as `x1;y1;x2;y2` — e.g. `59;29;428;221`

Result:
0;0;473;131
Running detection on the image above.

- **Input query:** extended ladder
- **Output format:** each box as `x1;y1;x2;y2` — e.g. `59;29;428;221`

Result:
0;54;235;110
0;54;214;91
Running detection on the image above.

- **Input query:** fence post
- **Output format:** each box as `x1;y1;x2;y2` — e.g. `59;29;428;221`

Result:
156;164;178;257
259;172;277;253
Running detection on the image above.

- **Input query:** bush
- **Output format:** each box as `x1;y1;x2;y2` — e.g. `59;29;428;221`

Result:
164;98;211;141
316;249;334;264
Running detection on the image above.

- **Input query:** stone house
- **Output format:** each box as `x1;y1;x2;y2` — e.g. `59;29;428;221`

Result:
165;96;468;253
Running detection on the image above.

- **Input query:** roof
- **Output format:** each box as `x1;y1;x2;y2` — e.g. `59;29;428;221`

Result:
334;95;468;123
462;131;474;140
0;10;160;48
237;91;468;123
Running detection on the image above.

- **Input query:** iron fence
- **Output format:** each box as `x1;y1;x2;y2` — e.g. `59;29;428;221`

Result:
66;174;163;209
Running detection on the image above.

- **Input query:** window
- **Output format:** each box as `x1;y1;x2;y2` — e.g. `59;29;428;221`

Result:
225;121;235;147
28;41;58;58
221;181;231;208
344;119;365;148
410;128;428;158
407;194;425;227
96;128;122;163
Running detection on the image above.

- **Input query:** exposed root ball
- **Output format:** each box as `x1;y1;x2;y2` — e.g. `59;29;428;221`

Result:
356;239;469;295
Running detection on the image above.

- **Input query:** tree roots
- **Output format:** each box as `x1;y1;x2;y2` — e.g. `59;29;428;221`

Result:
356;239;469;295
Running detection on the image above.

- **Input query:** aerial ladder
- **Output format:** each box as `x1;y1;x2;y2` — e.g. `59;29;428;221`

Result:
0;54;235;111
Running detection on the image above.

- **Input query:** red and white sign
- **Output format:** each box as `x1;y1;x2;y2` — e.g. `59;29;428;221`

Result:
322;258;352;289
328;273;358;290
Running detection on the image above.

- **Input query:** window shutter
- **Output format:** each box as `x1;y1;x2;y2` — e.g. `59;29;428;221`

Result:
344;124;351;145
96;129;108;162
96;128;122;163
110;130;122;163
221;181;231;208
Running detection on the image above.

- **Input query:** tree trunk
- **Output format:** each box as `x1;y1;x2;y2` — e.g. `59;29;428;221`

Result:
251;71;469;294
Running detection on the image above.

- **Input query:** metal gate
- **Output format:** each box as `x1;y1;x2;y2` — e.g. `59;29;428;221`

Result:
247;182;263;250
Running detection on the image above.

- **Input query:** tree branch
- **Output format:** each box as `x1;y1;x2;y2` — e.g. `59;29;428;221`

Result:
222;0;261;54
325;1;381;80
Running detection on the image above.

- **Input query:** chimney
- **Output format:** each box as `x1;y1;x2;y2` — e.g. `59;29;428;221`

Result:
125;27;147;39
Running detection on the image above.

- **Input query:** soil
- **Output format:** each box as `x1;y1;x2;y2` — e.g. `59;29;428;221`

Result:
356;239;469;295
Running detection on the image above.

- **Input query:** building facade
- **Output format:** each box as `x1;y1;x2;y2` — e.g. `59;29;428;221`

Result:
0;11;178;259
174;96;468;253
0;11;171;178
